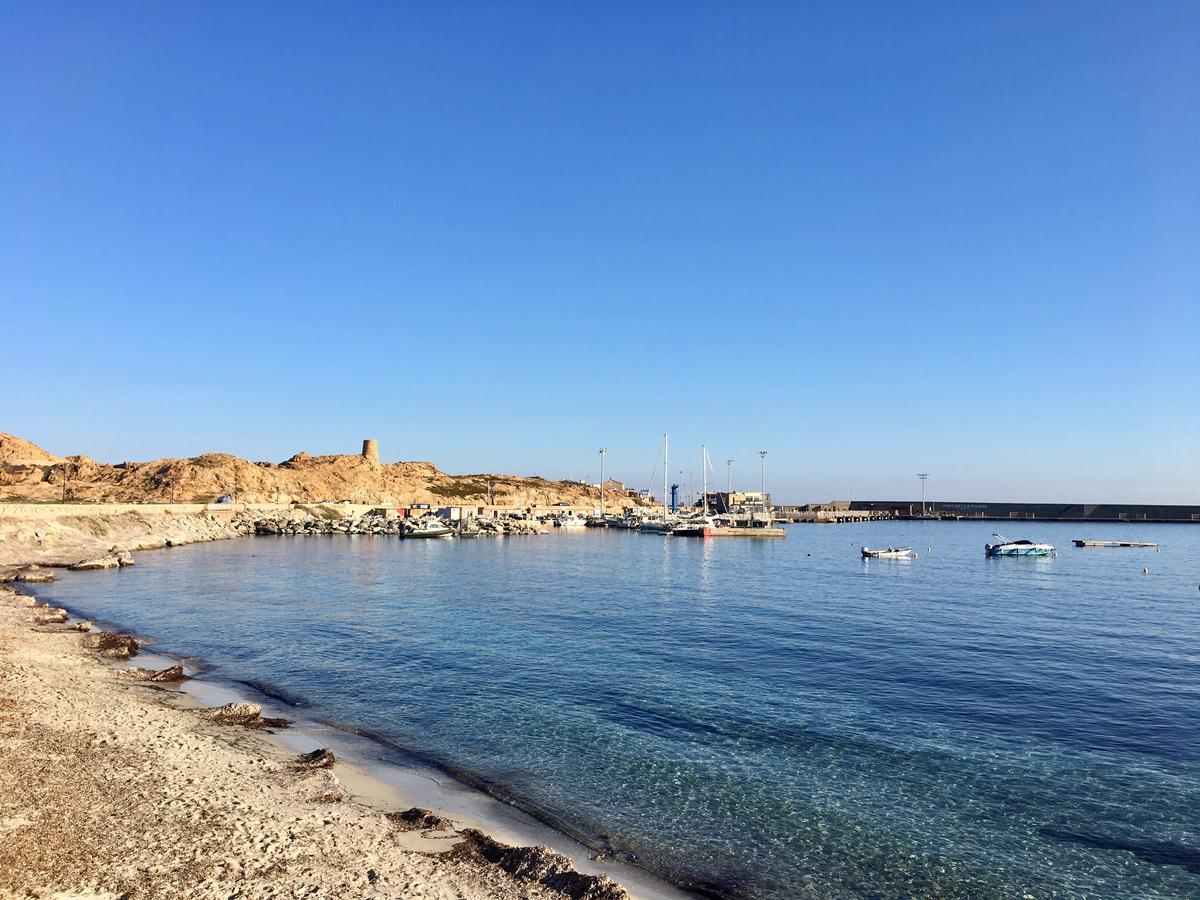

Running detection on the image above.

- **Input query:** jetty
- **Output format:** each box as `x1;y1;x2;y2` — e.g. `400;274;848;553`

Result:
1072;539;1159;548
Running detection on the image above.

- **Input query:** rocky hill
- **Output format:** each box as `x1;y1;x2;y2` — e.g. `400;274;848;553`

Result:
0;434;638;509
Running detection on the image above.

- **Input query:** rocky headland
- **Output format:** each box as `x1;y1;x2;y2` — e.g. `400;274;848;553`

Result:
1;432;632;509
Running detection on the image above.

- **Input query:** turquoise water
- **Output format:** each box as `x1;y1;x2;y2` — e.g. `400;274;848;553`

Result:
33;522;1200;898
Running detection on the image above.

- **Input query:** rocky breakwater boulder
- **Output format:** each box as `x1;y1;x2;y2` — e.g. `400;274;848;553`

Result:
469;516;546;537
82;631;140;659
239;508;409;537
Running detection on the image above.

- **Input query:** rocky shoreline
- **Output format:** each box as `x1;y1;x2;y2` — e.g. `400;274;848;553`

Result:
0;581;634;899
237;508;547;538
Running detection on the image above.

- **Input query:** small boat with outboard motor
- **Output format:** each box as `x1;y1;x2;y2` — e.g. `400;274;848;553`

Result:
861;546;912;558
554;514;587;529
406;519;455;539
985;534;1054;557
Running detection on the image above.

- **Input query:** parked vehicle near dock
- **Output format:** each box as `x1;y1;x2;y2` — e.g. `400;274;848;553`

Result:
985;534;1054;557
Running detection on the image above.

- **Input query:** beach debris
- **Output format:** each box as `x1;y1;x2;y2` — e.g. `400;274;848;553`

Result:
295;747;336;769
302;771;346;803
197;702;291;729
452;830;629;900
122;663;187;683
387;807;454;832
82;631;140;658
34;607;69;625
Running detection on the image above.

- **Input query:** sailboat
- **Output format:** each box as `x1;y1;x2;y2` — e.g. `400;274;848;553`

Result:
671;445;717;537
640;432;677;533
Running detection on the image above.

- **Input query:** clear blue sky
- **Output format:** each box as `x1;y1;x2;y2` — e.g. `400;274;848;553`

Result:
3;2;1197;503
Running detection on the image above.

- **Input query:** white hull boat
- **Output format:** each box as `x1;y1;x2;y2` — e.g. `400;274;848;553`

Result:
862;546;912;558
406;521;455;539
985;534;1054;557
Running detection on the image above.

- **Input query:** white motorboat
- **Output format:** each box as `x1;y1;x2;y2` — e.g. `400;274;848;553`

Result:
862;546;913;558
985;534;1054;557
554;514;587;528
406;519;455;539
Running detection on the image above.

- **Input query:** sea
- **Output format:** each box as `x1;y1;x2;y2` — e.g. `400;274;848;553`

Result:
31;520;1200;898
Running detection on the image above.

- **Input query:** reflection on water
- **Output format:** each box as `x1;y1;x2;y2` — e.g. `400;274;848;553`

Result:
34;521;1200;899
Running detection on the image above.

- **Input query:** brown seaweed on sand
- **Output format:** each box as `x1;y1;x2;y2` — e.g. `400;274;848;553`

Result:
197;701;291;729
81;631;139;658
452;829;629;900
121;663;187;683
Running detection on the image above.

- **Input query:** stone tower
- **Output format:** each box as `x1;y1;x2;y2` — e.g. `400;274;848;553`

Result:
361;439;379;466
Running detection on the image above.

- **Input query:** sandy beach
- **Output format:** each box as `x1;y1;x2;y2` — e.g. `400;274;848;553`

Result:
0;580;632;900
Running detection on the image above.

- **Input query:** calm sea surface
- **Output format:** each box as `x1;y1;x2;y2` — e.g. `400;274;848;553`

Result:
34;521;1200;898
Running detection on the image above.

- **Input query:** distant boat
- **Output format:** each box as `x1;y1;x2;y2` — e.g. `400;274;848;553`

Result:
862;546;912;558
671;517;716;537
406;520;455;539
554;514;587;528
985;534;1054;557
1073;539;1157;548
638;517;677;534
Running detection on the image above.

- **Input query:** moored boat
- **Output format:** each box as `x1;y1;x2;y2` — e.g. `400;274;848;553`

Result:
985;534;1054;557
554;514;587;528
862;546;912;558
671;517;716;537
406;519;455;539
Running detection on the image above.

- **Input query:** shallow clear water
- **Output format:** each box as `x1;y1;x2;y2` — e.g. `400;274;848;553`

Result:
33;521;1200;898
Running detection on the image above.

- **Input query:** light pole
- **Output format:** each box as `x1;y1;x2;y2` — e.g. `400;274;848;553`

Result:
599;448;607;518
758;451;768;520
917;473;928;517
726;458;734;494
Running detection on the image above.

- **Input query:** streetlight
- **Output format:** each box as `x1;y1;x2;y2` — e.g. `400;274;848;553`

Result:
758;451;768;520
599;448;607;518
726;458;734;494
917;473;929;517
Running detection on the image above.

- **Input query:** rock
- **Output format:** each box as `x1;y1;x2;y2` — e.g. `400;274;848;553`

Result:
296;747;336;769
198;702;291;729
122;663;187;682
1;565;54;584
71;620;93;632
70;554;122;571
34;608;68;624
82;631;140;658
116;550;135;567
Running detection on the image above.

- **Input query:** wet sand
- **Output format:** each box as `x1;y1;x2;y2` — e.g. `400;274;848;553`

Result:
0;583;643;900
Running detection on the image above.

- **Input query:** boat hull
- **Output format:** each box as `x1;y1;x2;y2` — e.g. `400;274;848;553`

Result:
985;544;1054;557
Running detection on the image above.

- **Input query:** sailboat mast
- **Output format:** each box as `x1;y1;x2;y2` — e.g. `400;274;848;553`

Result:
663;432;669;515
702;445;708;516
